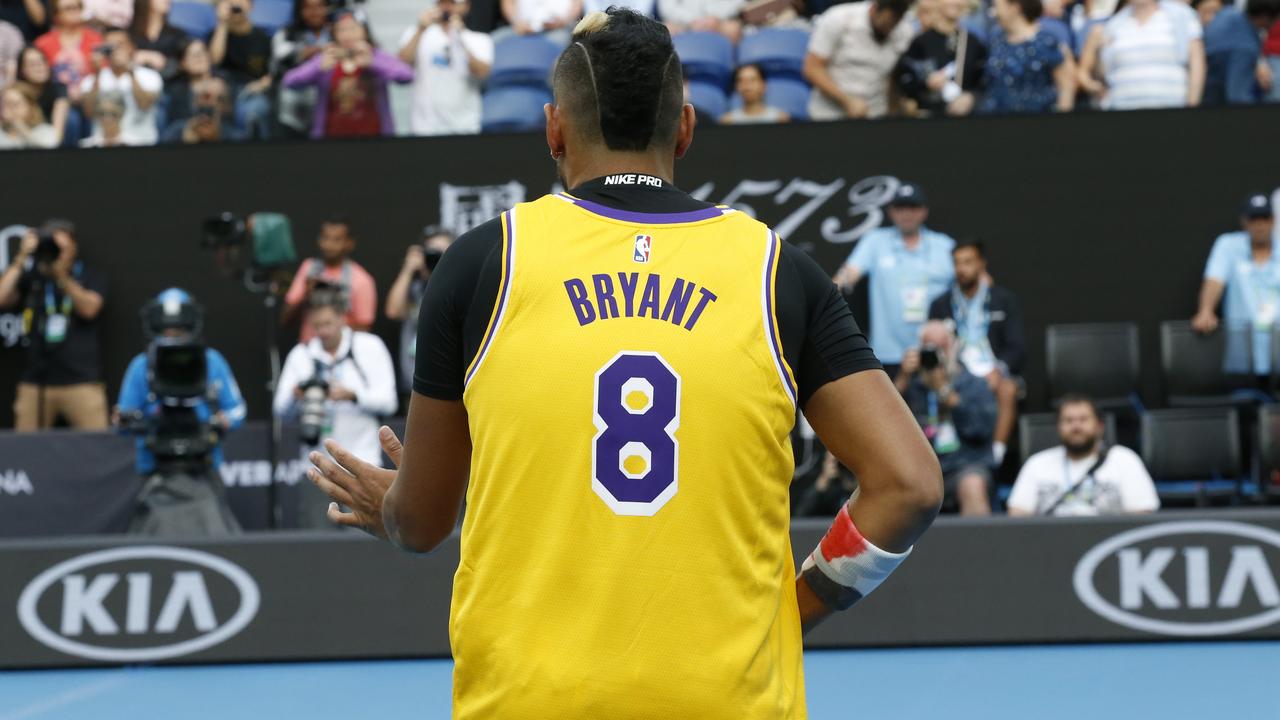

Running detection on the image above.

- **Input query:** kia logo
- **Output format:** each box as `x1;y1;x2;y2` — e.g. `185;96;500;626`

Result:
1074;521;1280;637
17;546;260;662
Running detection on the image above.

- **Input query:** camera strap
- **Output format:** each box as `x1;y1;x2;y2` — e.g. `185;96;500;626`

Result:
1041;444;1110;515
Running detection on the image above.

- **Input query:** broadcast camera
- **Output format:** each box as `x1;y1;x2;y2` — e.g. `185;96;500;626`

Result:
118;290;221;473
201;211;298;289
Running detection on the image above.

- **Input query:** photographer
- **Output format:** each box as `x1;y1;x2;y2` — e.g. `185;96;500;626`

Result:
895;320;996;516
210;0;273;138
79;26;163;145
398;0;493;136
160;76;246;144
281;215;377;343
385;225;452;393
0;220;109;431
116;288;246;535
273;292;396;529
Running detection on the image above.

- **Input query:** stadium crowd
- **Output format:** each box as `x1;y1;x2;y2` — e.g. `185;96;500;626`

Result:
0;0;1278;148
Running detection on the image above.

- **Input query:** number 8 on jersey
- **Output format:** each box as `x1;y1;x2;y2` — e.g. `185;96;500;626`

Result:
592;351;682;516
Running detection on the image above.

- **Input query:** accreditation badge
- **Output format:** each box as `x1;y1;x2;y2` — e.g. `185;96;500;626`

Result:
902;285;928;323
44;313;68;344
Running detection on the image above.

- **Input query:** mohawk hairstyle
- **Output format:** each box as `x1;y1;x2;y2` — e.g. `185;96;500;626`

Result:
552;8;685;152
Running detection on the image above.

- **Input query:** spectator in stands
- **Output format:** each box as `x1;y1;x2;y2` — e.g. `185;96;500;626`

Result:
34;0;102;90
796;451;859;517
84;0;130;30
660;0;744;44
1008;395;1159;516
895;0;986;117
895;320;995;516
271;0;329;138
804;0;915;120
283;8;412;139
165;37;224;125
980;0;1076;113
161;75;243;142
210;0;271;137
398;0;492;136
15;45;71;144
282;216;377;343
1077;0;1205;110
0;83;57;146
79;26;161;144
585;0;655;17
928;240;1024;466
497;0;583;46
0;220;109;431
385;226;453;394
834;182;955;370
274;293;397;530
1253;0;1280;102
116;288;245;536
1192;192;1278;376
0;19;21;83
77;87;129;144
129;0;189;77
720;63;790;123
1195;0;1262;105
1;0;49;43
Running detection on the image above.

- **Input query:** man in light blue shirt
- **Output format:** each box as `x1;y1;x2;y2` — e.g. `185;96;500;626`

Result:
1193;192;1278;375
835;182;956;366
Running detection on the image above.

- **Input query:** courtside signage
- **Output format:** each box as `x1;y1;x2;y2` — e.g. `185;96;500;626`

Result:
1074;521;1280;636
17;546;260;662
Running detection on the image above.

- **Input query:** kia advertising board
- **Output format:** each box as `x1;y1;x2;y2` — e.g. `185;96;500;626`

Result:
3;512;1279;669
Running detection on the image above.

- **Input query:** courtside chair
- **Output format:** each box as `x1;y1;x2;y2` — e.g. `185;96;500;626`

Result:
1016;412;1119;465
168;2;217;39
1044;322;1142;413
489;36;563;89
1257;404;1280;499
481;86;551;133
686;80;728;119
1141;407;1253;504
674;32;735;89
1160;320;1269;407
737;28;810;80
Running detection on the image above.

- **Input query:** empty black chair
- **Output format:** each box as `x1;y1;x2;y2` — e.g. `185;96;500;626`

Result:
1017;412;1118;465
1141;407;1245;502
1045;323;1141;411
1160;320;1264;406
1258;404;1280;498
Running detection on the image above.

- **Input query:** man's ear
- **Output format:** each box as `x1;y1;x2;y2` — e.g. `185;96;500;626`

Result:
545;103;566;160
674;103;695;160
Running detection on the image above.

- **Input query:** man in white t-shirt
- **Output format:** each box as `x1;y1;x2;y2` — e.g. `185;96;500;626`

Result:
1008;395;1160;517
498;0;583;45
79;28;162;145
803;0;915;120
399;0;493;135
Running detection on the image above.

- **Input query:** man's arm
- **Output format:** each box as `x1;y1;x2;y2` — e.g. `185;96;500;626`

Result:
24;0;47;27
797;370;943;631
212;352;247;430
0;233;34;309
1185;38;1205;107
997;291;1027;376
129;69;160;111
1192;278;1225;332
381;394;471;551
210;1;231;65
54;266;104;320
1053;48;1077;111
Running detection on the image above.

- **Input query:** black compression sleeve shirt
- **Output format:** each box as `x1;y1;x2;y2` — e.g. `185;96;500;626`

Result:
413;177;882;407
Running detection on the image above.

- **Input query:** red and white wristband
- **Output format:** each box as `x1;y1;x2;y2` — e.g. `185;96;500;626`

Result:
800;505;912;611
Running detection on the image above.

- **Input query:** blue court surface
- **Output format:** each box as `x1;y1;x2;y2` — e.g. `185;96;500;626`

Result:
2;642;1277;719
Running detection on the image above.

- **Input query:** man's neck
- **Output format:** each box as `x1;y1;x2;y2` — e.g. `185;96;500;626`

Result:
562;147;675;190
1252;242;1271;263
229;20;253;35
959;280;982;298
934;17;957;34
1065;442;1100;461
323;258;346;269
901;230;922;246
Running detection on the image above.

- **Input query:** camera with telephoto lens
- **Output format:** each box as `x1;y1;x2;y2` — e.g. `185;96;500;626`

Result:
920;345;941;371
297;377;330;446
424;246;444;273
33;233;60;268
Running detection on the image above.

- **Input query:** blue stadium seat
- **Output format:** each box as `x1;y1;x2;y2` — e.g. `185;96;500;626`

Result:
481;87;551;133
686;80;728;120
960;15;991;46
168;2;217;40
251;0;293;35
1039;18;1072;53
1075;18;1105;57
489;36;563;89
738;28;810;80
728;76;811;120
674;32;734;88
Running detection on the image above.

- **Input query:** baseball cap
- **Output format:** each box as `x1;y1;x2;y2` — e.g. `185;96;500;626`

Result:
890;182;928;207
1242;193;1273;219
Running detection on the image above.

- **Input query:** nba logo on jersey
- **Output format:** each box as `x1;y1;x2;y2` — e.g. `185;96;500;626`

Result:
633;234;652;263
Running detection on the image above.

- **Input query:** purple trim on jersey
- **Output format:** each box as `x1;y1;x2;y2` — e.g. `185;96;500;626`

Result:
465;210;515;387
765;231;798;405
561;194;726;224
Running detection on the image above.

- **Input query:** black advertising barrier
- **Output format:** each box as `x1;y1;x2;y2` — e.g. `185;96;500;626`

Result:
2;107;1279;427
0;422;407;537
3;510;1280;668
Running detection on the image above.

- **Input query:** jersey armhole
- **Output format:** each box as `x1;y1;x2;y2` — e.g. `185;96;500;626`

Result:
463;208;516;389
763;230;799;407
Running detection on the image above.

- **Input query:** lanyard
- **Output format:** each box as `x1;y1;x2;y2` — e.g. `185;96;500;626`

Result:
926;391;939;428
43;263;80;317
951;283;989;344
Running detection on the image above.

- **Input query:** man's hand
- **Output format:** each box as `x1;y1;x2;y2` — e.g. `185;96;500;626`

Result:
328;383;357;402
216;0;231;24
448;12;465;33
1258;60;1274;93
307;428;402;538
418;6;442;29
842;95;869;118
900;348;921;377
984;369;1002;393
353;42;374;69
814;451;839;491
1191;310;1219;334
402;245;426;275
18;231;37;259
947;92;975;116
321;45;341;71
213;411;231;432
925;70;947;93
922;366;949;392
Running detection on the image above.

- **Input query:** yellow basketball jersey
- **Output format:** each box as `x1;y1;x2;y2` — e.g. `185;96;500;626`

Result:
453;187;805;719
